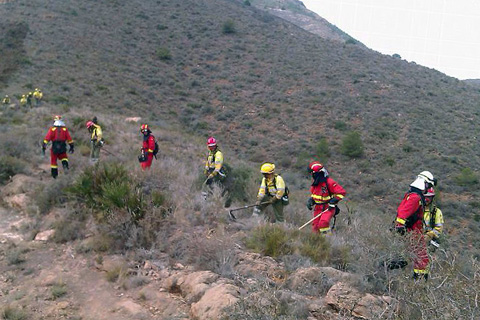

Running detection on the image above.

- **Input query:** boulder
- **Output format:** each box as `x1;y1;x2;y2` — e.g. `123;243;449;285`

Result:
125;117;141;122
4;193;30;211
352;294;397;319
190;283;240;320
235;251;284;279
325;282;396;320
34;229;55;241
1;174;39;196
287;267;358;294
163;271;219;303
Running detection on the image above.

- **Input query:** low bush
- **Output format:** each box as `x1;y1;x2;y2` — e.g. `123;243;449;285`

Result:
245;224;293;258
341;131;364;158
1;305;28;320
454;167;478;186
51;282;67;300
0;156;26;184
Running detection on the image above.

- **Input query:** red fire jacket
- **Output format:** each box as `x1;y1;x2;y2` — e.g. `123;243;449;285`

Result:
310;178;346;204
142;135;155;154
44;126;73;144
396;192;424;230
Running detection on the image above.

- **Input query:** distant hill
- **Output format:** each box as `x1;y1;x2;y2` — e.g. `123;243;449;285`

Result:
2;0;480;241
249;0;362;44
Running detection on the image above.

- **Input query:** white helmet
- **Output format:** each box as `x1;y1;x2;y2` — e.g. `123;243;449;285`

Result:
410;171;435;191
53;120;65;127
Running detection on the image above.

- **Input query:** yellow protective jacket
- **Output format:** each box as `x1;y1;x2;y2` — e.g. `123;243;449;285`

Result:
33;90;43;100
2;97;10;104
257;174;285;200
424;206;444;240
205;148;224;176
20;96;27;105
90;124;103;141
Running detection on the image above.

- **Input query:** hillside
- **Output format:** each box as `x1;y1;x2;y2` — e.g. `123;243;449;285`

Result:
249;0;362;44
1;0;480;318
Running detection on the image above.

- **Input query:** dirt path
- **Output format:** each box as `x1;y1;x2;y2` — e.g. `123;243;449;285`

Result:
0;206;188;319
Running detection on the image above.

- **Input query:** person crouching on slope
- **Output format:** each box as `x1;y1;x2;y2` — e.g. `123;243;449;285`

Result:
395;171;436;280
306;161;346;235
42;115;74;179
253;162;288;223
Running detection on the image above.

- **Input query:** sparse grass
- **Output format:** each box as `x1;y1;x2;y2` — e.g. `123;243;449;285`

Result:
0;156;26;184
105;265;126;282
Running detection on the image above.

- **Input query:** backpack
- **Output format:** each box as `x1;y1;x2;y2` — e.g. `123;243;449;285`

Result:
152;136;159;159
273;176;289;205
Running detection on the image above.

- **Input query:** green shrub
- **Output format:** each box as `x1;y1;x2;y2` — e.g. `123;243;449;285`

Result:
334;120;348;131
316;137;330;162
2;305;28;320
455;168;478;186
222;20;236;34
49;95;69;104
246;225;293;257
68;163;145;220
298;232;330;263
0;156;26;184
156;47;172;60
341;131;364;158
51;282;67;300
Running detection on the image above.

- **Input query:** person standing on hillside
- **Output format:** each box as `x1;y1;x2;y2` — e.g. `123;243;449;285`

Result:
86;116;104;164
306;161;346;234
33;88;43;106
395;171;436;280
204;137;226;185
20;94;27;107
253;162;288;223
42;115;74;179
139;124;156;170
2;95;10;105
26;92;33;108
423;187;444;251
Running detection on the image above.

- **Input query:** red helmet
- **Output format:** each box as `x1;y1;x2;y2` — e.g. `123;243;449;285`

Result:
207;136;217;147
425;187;435;197
308;161;324;173
140;124;149;132
86;120;94;129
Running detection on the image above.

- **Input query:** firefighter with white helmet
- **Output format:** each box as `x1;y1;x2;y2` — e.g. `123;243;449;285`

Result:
395;170;436;280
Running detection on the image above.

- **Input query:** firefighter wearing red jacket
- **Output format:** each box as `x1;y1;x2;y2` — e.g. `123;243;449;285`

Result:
306;161;346;234
139;124;156;170
395;171;436;280
42;115;74;179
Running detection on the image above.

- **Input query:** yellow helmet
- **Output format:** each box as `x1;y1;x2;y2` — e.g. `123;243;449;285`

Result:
260;162;275;174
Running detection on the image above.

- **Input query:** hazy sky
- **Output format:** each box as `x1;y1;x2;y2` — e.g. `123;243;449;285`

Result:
301;0;480;80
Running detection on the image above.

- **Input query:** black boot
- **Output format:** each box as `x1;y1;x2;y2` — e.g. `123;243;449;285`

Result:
51;168;58;179
62;160;69;173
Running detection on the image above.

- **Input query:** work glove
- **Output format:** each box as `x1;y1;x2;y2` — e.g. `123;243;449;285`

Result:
328;198;339;205
306;197;315;210
255;199;262;207
41;143;46;155
429;239;440;249
425;231;435;242
395;223;406;236
68;144;74;154
99;139;105;147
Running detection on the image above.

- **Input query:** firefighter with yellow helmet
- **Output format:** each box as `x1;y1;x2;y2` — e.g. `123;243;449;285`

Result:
253;162;288;223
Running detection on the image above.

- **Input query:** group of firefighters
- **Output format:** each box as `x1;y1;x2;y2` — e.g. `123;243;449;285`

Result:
2;88;43;108
40;117;443;280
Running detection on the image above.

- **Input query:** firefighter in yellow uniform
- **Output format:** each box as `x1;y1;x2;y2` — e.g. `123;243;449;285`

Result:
204;137;226;185
20;95;27;106
33;88;43;106
86;117;104;163
2;95;10;105
423;187;444;250
253;162;288;223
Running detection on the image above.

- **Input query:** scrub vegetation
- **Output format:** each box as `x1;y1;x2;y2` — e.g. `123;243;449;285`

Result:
1;0;480;318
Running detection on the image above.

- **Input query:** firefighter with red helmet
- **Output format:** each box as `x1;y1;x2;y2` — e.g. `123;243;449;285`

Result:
306;161;346;234
395;171;436;280
42;115;74;178
204;137;226;185
139;124;156;170
423;187;444;251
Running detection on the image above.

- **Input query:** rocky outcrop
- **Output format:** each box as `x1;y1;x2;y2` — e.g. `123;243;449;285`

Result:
325;282;397;319
190;283;240;320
